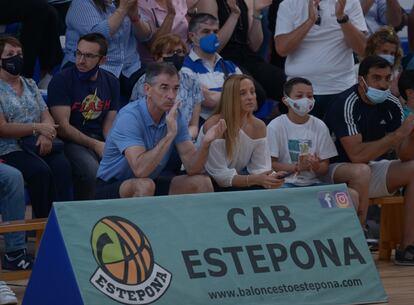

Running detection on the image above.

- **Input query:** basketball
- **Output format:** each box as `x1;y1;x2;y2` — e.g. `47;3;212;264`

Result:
91;216;154;285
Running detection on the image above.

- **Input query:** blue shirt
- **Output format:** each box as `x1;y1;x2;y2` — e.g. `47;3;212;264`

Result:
97;97;191;181
130;70;203;125
48;65;120;140
0;78;47;156
364;0;388;34
63;0;148;77
181;50;241;119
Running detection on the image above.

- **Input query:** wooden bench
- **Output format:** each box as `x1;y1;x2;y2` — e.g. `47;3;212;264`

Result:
369;196;404;260
0;218;47;281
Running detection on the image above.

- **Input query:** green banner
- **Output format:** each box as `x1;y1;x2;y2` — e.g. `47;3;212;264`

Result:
52;184;386;305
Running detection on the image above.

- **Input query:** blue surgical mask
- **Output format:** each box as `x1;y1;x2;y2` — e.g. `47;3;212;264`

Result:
76;64;100;81
379;54;395;66
362;78;390;104
199;33;219;54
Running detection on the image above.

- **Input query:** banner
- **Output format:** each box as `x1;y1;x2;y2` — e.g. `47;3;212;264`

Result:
23;184;387;305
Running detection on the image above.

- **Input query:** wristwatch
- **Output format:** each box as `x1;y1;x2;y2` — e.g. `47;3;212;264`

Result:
337;14;349;24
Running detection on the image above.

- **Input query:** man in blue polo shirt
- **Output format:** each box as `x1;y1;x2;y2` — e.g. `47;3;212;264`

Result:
96;62;226;198
325;55;414;265
181;13;242;123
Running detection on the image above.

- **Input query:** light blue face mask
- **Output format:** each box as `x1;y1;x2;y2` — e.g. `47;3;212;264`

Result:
403;105;412;119
362;78;390;104
378;54;395;66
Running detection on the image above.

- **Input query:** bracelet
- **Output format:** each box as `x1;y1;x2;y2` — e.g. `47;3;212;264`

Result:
32;123;37;136
253;13;263;21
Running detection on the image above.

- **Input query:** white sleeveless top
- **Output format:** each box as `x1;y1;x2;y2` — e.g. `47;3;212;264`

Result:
197;127;271;187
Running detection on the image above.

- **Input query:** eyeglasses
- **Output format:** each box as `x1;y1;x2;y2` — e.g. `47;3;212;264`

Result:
74;50;101;60
315;5;321;26
163;49;185;57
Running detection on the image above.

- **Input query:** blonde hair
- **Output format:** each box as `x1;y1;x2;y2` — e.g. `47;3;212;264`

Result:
213;74;255;159
364;26;403;69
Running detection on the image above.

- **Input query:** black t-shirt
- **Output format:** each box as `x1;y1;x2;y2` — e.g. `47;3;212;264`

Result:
325;85;403;163
47;65;120;140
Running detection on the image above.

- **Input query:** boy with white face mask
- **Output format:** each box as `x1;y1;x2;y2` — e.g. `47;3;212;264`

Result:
267;77;372;229
267;77;337;187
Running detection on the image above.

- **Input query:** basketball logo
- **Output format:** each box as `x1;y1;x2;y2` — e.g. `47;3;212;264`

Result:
91;216;154;285
90;216;172;304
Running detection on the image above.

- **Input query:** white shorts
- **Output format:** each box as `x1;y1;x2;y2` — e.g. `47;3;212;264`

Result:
322;160;396;198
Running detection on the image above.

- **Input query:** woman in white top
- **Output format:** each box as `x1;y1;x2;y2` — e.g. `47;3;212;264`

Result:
198;74;284;190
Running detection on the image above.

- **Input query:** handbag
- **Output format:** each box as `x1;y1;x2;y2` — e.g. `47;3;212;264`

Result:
19;135;64;155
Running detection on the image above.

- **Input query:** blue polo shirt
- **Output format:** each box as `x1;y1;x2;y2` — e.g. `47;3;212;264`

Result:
97;97;191;181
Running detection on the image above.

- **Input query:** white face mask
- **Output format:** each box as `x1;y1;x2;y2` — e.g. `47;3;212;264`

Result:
286;97;315;117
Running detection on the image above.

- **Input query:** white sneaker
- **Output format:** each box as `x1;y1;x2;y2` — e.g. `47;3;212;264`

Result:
0;282;17;305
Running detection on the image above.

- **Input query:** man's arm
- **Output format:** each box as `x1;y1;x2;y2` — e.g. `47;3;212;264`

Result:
102;110;117;139
360;0;375;15
124;134;176;178
50;106;104;155
197;0;241;52
336;0;367;56
274;0;318;57
340;115;414;163
245;0;271;52
386;0;403;28
340;133;398;163
147;0;175;44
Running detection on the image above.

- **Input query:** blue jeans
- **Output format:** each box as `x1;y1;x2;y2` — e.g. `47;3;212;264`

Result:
0;163;26;252
64;143;99;200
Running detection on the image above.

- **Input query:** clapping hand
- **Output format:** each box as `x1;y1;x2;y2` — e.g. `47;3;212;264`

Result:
203;119;227;144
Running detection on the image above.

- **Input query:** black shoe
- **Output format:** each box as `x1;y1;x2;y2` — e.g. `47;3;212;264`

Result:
363;226;378;252
395;245;414;266
2;249;34;271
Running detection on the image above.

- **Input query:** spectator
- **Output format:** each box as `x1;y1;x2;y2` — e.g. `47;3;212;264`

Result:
137;0;189;64
63;0;152;106
267;77;370;225
0;163;33;271
325;55;414;265
267;77;337;187
198;0;286;104
398;69;414;118
199;74;284;191
0;36;72;218
182;13;242;124
363;27;403;98
360;0;404;35
48;33;119;200
275;0;367;119
364;27;403;69
131;34;202;140
0;0;63;80
96;62;226;199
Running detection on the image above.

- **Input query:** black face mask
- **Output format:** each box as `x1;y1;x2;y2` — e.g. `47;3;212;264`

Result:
1;54;24;76
163;54;185;71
